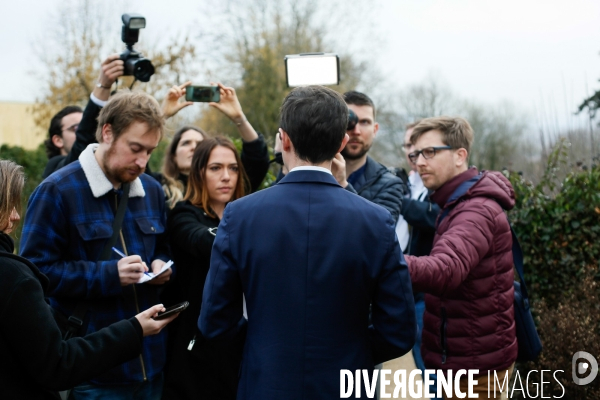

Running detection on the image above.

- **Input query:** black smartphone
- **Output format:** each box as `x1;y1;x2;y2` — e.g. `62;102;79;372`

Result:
153;301;189;320
185;86;220;102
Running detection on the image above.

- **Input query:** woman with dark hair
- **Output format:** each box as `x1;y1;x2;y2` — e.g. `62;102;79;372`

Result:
161;137;249;400
0;159;177;400
160;125;208;207
157;82;269;208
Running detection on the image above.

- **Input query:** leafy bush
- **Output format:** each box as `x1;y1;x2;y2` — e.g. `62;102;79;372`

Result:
505;139;600;398
507;140;600;304
515;272;600;399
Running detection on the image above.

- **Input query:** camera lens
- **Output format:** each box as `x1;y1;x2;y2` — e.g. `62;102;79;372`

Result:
130;58;155;82
347;109;358;131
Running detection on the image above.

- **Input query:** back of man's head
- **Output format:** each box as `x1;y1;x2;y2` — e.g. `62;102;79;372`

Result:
410;116;473;156
343;91;376;119
279;86;347;164
96;91;164;143
44;105;83;159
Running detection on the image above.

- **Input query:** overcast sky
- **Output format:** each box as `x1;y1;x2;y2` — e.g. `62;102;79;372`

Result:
2;0;600;130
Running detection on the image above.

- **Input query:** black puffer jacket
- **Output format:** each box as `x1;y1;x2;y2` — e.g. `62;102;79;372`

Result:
345;156;405;223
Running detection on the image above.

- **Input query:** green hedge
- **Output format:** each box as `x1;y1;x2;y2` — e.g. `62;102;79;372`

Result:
506;140;600;398
506;140;600;304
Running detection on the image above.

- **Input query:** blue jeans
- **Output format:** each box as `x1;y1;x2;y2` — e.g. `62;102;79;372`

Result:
70;374;163;400
413;299;441;399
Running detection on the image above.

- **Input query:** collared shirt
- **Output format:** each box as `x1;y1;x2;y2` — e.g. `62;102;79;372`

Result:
289;166;332;175
409;172;428;201
90;92;108;107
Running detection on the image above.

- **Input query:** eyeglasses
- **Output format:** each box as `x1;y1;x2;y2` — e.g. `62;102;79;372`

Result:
408;146;453;163
62;123;79;134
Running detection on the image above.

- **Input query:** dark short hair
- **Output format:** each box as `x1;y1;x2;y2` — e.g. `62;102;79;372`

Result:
343;91;376;119
280;86;348;164
185;136;248;218
44;105;82;159
96;91;164;143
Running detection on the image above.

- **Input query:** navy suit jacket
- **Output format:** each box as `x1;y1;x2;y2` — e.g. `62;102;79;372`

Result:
199;170;416;399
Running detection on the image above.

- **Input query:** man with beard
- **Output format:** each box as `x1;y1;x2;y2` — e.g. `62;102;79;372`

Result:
20;91;172;399
331;91;405;223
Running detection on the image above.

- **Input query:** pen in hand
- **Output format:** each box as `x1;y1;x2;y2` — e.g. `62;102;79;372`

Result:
112;247;151;276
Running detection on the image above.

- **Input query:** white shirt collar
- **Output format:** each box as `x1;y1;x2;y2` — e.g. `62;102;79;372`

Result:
79;144;146;198
289;166;332;175
409;172;427;200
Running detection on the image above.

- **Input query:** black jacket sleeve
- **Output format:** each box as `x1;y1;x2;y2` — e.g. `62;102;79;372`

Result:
168;204;217;259
63;98;102;167
241;134;270;193
42;156;65;179
1;274;142;391
401;196;441;230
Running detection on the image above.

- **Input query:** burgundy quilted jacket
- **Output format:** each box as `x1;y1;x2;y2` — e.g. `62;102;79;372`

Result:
405;167;518;373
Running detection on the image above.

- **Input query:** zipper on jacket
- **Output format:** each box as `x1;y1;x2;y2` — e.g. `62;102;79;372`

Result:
116;195;148;382
440;307;447;365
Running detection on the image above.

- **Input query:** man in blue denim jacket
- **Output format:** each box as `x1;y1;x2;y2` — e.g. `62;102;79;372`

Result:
20;91;171;400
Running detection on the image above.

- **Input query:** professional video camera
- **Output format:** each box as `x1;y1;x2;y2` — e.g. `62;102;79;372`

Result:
119;13;155;82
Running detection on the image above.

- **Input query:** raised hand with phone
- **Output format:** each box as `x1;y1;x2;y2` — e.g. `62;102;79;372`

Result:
208;82;260;143
161;81;260;143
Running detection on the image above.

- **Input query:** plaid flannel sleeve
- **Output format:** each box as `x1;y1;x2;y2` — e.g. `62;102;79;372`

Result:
19;181;123;300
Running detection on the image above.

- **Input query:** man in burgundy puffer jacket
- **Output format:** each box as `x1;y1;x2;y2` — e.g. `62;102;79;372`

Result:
404;116;518;399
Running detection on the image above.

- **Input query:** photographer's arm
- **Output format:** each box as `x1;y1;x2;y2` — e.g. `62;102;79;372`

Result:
241;134;269;192
209;83;259;143
210;83;268;191
61;55;124;168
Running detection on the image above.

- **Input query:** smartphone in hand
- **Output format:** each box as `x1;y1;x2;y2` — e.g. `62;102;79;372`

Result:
185;86;220;102
153;301;189;320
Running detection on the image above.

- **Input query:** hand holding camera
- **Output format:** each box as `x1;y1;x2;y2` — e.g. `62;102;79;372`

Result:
93;54;124;101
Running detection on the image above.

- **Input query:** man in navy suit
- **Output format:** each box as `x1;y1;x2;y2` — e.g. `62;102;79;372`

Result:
199;86;416;399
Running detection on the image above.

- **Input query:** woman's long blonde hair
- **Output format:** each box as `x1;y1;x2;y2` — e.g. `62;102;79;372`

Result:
0;160;25;232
